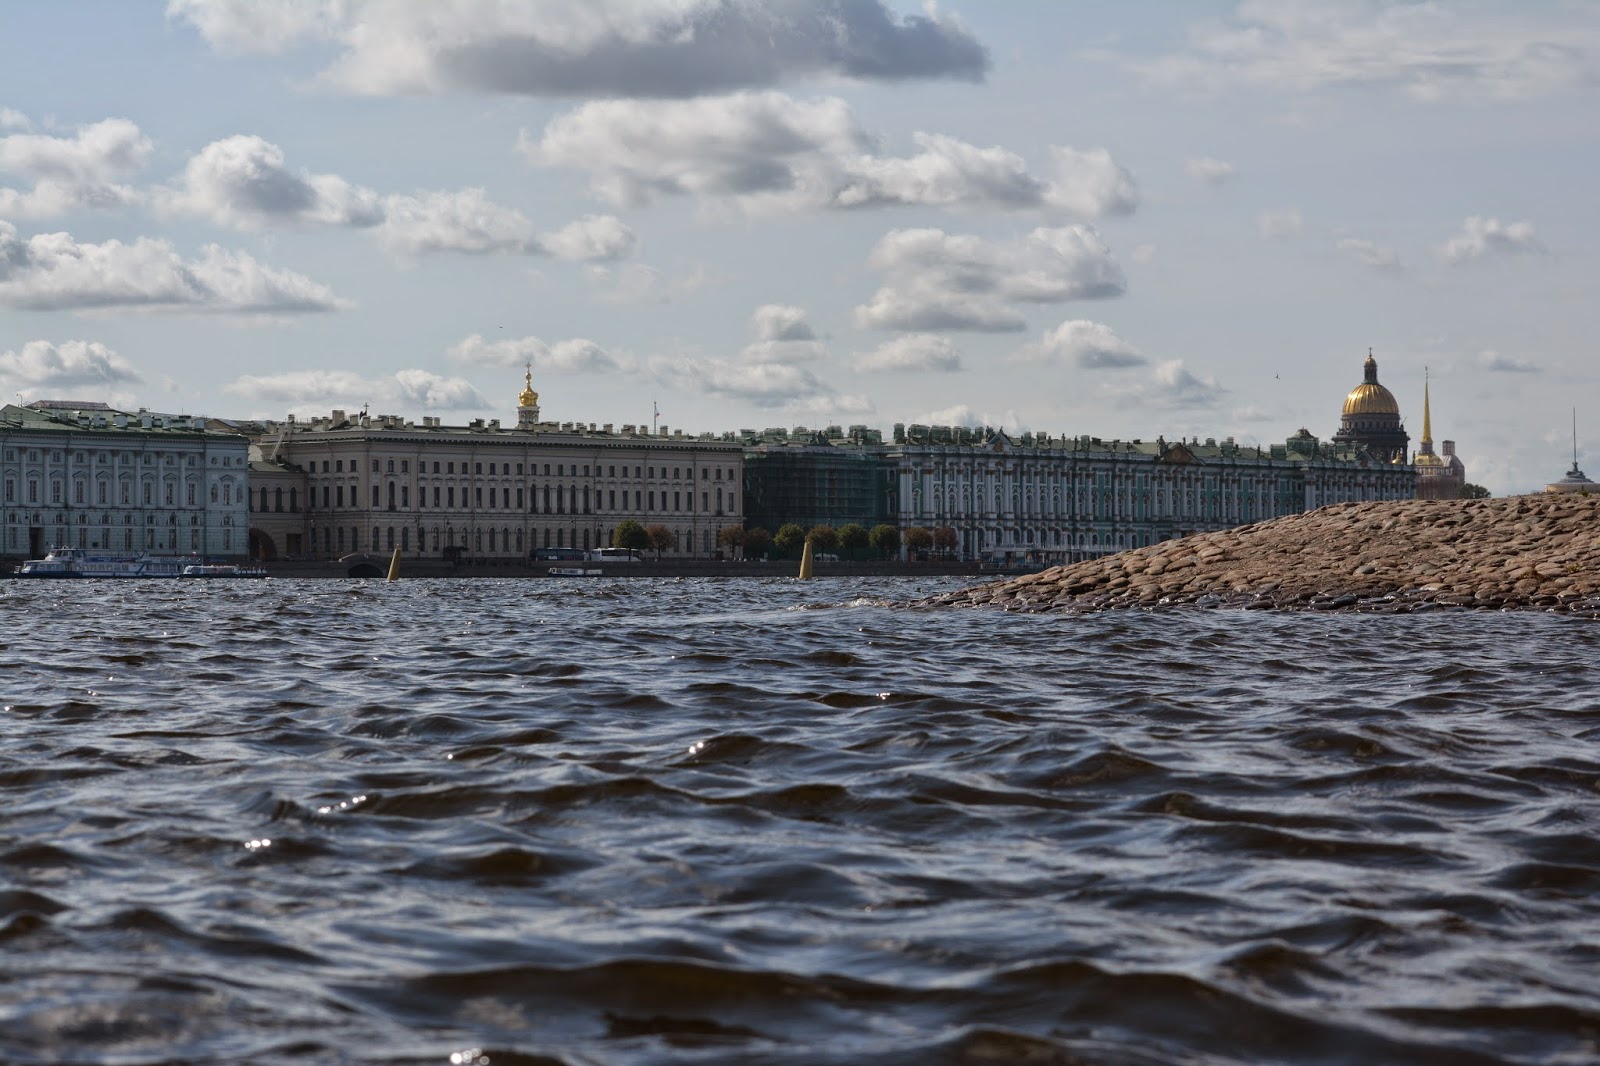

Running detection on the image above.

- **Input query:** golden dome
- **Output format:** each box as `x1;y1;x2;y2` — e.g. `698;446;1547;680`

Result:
1342;381;1400;416
518;364;538;409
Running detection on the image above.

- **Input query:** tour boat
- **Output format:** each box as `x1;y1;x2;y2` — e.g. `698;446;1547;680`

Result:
15;546;190;578
180;563;269;579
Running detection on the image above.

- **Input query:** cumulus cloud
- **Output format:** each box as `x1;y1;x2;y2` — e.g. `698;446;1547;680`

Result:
1135;3;1600;101
528;91;1137;217
169;0;989;98
1185;156;1234;184
0;108;29;130
156;136;634;261
449;332;626;374
856;333;959;372
742;303;827;363
650;353;837;408
1438;216;1543;264
0;339;142;388
0;221;349;314
1017;319;1146;368
536;214;636;261
0;116;151;219
1478;349;1540;373
1045;147;1139;217
157;134;383;229
854;225;1125;333
1107;359;1225;409
376;188;538;256
223;367;487;412
1336;236;1401;272
1258;208;1303;239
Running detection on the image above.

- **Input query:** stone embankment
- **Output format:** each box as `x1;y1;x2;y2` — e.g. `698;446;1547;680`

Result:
919;494;1600;615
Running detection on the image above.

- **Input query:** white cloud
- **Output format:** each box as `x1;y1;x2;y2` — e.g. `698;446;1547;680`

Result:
0;181;142;219
449;333;624;374
529;91;1136;217
854;225;1125;333
742;304;827;363
1258;208;1303;239
650;353;837;408
393;369;489;409
856;333;960;372
0;222;349;314
1107;359;1225;409
1185;156;1234;184
1438;216;1543;264
1336;237;1401;272
0;108;29;130
169;0;988;98
1018;319;1146;368
223;367;487;412
159;137;632;262
376;187;537;256
0;117;151;182
0;339;142;388
0;117;151;219
1136;3;1600;101
1478;349;1540;373
1044;147;1139;217
157;134;383;230
536;214;636;261
751;304;815;343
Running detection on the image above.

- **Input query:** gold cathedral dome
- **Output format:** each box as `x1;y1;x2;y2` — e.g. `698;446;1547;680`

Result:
518;364;538;408
1342;353;1400;417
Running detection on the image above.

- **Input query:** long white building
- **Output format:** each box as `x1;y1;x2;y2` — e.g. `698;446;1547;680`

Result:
249;371;745;561
1;401;252;561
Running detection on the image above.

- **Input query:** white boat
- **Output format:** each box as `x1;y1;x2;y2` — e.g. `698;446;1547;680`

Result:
180;563;268;579
15;546;190;578
546;567;604;577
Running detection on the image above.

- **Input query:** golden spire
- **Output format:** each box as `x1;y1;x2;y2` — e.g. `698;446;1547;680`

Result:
1420;366;1432;445
518;361;538;408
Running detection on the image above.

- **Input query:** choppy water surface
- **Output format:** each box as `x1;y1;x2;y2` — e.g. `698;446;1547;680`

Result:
2;576;1598;1065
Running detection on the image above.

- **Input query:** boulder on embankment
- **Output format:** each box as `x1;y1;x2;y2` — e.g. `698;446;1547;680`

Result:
916;494;1600;614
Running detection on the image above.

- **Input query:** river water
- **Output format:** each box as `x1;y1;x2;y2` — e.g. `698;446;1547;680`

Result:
2;576;1597;1065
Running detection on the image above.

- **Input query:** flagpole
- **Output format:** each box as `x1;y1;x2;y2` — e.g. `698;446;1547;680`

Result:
653;401;659;435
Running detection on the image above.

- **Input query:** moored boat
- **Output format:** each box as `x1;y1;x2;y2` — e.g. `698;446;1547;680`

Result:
180;563;269;579
15;546;189;578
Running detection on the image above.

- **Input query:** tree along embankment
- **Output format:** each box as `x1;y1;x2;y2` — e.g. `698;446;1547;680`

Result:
916;494;1600;615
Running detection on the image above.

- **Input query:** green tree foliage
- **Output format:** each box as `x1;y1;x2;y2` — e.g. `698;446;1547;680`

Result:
773;523;807;559
931;526;958;557
744;526;772;559
807;525;838;553
644;524;678;559
612;519;648;551
836;523;869;559
718;525;747;558
903;527;933;557
869;523;901;559
1460;482;1491;499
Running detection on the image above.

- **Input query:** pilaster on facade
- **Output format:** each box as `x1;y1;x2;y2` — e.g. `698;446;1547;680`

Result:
1;403;251;560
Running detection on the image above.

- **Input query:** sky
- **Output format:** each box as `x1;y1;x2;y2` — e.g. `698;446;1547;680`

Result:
1;1;1597;495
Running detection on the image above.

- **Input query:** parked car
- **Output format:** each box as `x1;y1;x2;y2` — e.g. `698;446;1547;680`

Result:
532;547;586;561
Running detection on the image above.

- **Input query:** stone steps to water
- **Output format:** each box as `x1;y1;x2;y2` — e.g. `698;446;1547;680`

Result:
916;494;1600;615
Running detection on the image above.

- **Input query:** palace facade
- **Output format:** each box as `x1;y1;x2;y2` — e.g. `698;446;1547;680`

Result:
0;401;252;560
248;370;745;561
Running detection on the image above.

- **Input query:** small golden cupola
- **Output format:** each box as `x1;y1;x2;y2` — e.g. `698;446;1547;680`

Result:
516;362;540;429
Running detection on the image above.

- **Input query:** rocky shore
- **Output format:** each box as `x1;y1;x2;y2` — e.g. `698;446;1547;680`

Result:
917;494;1600;615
